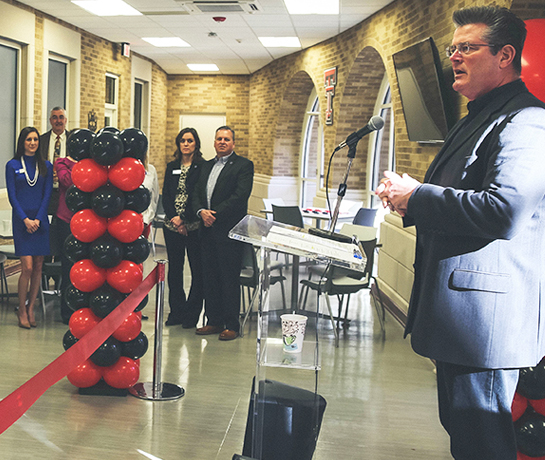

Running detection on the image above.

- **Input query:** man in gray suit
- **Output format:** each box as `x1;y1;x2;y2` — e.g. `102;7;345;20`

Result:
377;6;545;459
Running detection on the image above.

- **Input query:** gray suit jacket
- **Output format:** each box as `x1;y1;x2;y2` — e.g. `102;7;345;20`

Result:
405;80;545;369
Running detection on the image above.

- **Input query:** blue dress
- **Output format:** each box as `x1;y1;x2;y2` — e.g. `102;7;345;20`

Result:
5;156;53;256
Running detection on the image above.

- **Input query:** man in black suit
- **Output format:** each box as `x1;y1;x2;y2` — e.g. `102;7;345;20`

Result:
40;106;70;216
193;126;254;340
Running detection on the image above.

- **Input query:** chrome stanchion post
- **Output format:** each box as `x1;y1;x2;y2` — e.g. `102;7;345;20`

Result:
129;260;185;401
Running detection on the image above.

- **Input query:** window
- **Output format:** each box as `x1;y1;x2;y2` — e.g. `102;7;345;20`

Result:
133;81;143;130
105;73;119;127
369;75;395;207
0;42;19;188
47;57;68;118
300;90;323;208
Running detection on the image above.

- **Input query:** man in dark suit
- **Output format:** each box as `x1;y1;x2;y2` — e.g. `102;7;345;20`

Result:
40;106;70;216
377;6;545;459
193;126;254;340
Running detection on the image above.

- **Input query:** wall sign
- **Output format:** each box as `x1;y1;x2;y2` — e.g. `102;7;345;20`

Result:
324;67;337;125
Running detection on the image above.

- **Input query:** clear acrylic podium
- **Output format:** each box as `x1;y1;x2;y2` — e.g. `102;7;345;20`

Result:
229;215;365;460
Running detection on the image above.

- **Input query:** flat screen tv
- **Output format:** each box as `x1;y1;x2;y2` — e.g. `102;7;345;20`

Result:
392;37;454;143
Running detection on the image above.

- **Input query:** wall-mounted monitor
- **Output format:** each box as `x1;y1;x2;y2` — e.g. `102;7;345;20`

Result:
393;37;454;144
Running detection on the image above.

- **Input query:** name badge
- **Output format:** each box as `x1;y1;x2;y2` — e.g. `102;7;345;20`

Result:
172;169;181;175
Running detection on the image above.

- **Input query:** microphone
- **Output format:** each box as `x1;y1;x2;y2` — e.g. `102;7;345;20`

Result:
336;115;385;151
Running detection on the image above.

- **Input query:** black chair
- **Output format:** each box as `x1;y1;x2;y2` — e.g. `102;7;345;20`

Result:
240;243;286;337
300;230;380;347
271;205;304;228
151;195;165;256
352;207;377;226
0;252;9;303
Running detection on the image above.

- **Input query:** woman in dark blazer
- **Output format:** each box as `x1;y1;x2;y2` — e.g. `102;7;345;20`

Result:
162;127;205;327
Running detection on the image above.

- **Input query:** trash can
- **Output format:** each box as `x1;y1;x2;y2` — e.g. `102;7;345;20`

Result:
242;378;327;460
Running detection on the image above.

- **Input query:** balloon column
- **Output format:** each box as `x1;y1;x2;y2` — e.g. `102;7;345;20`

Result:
63;127;151;393
513;356;545;459
521;20;545;103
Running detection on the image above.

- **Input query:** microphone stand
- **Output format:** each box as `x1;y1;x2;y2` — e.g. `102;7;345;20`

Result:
329;141;358;233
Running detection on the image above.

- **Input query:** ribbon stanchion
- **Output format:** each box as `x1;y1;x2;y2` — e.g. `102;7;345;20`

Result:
129;260;185;401
0;266;159;435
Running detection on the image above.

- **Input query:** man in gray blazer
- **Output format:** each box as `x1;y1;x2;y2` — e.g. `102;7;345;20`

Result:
377;6;545;459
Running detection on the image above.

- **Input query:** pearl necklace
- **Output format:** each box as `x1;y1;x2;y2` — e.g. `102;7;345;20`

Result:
21;156;39;187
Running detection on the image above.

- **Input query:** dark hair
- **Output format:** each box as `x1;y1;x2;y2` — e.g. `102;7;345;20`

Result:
15;127;47;176
453;6;526;74
215;125;235;142
174;127;203;162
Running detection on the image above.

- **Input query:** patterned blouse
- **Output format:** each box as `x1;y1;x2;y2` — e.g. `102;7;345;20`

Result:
164;164;199;233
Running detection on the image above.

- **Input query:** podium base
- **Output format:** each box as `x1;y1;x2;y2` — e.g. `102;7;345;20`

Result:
128;382;185;401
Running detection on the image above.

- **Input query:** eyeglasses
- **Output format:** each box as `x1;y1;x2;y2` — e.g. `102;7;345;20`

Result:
445;42;497;57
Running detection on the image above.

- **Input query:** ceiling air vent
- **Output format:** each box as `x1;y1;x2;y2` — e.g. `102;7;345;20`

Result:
177;1;262;14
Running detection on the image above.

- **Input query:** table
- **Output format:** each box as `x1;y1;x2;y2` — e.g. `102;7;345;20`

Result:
261;207;355;230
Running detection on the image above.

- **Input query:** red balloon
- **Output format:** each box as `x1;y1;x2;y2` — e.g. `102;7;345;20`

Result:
67;359;103;388
112;312;142;342
108;210;144;243
512;392;528;421
134;311;143;320
518;453;545;460
70;209;108;243
529;398;545;416
69;307;101;339
103;357;140;389
108;157;145;192
70;259;107;292
107;260;143;293
71;158;109;192
522;20;545;103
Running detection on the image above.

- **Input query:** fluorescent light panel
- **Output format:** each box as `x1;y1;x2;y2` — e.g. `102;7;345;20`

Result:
259;37;301;48
143;37;190;47
72;0;142;16
187;64;219;72
284;0;339;15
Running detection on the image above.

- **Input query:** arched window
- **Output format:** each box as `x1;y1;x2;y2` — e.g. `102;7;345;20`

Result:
300;90;323;207
368;74;395;207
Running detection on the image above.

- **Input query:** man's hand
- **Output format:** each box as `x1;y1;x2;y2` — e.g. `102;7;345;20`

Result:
374;171;420;217
200;209;216;227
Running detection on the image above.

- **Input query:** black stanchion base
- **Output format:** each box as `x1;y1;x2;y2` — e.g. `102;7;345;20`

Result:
78;380;129;397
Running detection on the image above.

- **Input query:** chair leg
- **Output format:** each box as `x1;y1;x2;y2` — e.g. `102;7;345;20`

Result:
371;278;386;333
342;294;352;329
240;287;258;338
323;293;339;348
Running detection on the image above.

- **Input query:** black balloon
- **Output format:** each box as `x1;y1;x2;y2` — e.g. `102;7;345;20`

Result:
90;131;124;166
124;186;151;214
64;284;90;312
97;126;120;135
63;330;79;351
123;236;150;264
90;337;121;367
67;129;95;161
90;235;123;269
89;283;123;318
120;332;148;360
119;128;148;162
515;411;545;457
65;185;92;213
518;357;545;400
92;185;125;218
64;234;90;263
133;294;148;312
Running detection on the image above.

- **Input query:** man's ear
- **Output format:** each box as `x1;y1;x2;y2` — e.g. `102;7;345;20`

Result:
498;44;516;69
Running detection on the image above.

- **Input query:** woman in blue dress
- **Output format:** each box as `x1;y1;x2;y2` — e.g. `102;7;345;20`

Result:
6;127;53;328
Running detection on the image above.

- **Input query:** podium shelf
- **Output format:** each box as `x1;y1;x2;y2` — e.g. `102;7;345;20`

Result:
259;338;321;370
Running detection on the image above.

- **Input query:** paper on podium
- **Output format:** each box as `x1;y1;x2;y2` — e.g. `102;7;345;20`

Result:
264;225;364;266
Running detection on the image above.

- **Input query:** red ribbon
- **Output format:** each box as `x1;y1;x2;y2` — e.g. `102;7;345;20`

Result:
0;266;159;435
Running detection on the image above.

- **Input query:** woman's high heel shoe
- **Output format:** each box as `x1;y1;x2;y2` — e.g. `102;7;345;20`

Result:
17;310;31;329
27;304;37;328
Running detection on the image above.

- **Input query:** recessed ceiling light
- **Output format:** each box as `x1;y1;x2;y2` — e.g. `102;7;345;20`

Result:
143;37;191;47
283;0;339;15
187;64;219;71
259;37;301;48
72;0;142;16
